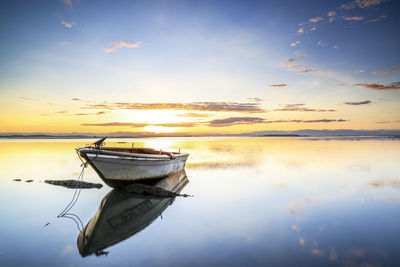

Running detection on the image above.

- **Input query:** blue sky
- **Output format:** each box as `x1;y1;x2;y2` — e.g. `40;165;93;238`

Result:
0;0;399;133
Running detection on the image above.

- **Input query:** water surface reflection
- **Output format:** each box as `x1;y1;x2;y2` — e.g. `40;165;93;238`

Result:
78;170;188;257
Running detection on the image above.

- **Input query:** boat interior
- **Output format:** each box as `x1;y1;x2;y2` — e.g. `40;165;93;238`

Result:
101;147;180;155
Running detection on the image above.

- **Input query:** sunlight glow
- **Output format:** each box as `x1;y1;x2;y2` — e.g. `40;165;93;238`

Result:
144;125;177;133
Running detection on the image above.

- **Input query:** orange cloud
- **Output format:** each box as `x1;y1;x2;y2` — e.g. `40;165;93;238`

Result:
105;40;142;53
372;67;399;75
354;82;400;91
267;84;288;87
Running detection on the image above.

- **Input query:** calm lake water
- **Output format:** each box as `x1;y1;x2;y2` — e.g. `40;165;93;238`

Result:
0;137;399;267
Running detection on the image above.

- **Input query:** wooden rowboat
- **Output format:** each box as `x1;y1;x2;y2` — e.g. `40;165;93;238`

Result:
76;138;189;188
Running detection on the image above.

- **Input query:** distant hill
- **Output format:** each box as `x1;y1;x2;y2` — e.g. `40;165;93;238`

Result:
246;129;400;137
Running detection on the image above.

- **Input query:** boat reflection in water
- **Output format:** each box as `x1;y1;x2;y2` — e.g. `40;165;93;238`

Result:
77;169;189;257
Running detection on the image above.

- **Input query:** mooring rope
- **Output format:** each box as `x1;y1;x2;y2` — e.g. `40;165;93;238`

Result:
56;147;100;231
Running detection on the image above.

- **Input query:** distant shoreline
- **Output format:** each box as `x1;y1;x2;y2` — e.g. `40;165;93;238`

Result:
0;134;399;139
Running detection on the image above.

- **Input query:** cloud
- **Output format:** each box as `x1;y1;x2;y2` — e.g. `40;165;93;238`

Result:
310;26;317;31
61;21;76;28
330;248;338;261
317;41;328;47
341;0;383;10
247;98;263;102
372;67;399;75
343;16;364;21
311;249;324;255
357;69;365;73
178;113;211;117
274;104;336;112
154;122;198;127
61;0;73;8
75;111;108;116
333;45;339;49
354;82;400;91
211;118;347;126
348;249;365;257
298;68;323;74
208;117;265;127
369;14;387;22
375;121;390;123
297;27;304;34
60;41;71;46
267;84;288;87
294;50;308;58
56;111;68;114
83;101;266;113
71;98;82;101
327;11;337;17
281;56;323;75
309;17;324;23
290;41;300;47
82;122;148;127
302;119;347;123
344;100;371;105
366;179;400;189
283;197;324;214
20;97;40;101
105;40;142;53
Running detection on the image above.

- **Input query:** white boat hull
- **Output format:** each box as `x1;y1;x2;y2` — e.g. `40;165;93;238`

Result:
77;147;189;187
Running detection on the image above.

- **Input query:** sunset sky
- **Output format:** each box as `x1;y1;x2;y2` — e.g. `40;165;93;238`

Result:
0;0;399;134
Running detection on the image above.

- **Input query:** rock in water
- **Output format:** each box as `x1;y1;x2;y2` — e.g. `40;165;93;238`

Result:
45;180;103;189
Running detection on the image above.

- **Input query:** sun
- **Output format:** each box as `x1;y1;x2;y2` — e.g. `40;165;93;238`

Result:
143;125;177;133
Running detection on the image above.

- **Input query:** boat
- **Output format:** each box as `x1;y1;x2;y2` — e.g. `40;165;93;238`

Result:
77;169;189;257
76;138;189;188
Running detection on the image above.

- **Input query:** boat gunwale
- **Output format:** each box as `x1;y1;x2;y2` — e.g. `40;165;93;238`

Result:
76;146;189;160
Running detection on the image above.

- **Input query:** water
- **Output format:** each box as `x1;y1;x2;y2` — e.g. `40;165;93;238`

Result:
0;137;399;266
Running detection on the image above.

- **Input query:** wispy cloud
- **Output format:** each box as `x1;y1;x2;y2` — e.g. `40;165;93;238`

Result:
267;84;288;87
309;16;324;23
369;14;387;22
317;41;328;47
372;67;399;75
281;55;323;75
105;40;142;53
298;68;323;74
210;117;347;127
333;45;339;49
82;122;148;127
274;104;336;112
61;21;76;28
75;111;108;116
357;69;365;73
297;27;304;34
83;101;266;113
354;82;400;91
208;117;265;127
344;100;371;105
60;41;71;46
20;97;40;101
343;16;364;21
341;0;383;10
61;0;73;8
178;113;211;117
56;111;68;114
247;98;263;102
327;11;337;22
290;41;300;47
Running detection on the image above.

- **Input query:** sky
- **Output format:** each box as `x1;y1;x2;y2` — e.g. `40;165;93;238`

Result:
0;0;399;135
